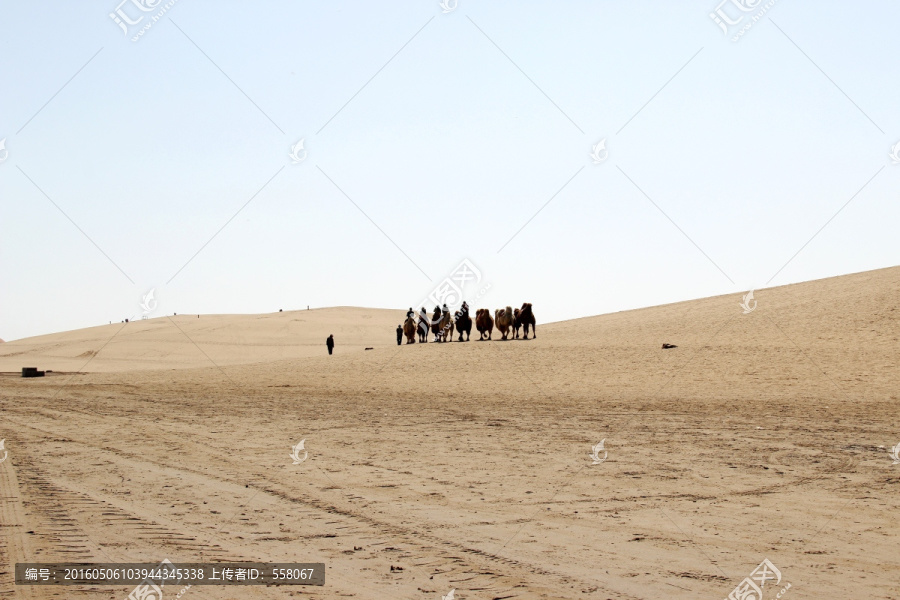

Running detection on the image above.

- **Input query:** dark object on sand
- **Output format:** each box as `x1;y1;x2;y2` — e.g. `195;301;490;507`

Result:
661;343;677;349
365;347;374;350
22;367;45;378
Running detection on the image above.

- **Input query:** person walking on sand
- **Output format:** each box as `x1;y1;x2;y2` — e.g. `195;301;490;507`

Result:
326;334;334;355
396;325;403;345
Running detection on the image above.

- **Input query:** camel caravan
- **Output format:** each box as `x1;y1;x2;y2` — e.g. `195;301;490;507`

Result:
400;302;535;344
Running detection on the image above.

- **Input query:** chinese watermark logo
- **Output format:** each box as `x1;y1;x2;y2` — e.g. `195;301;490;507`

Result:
710;0;779;42
0;138;8;164
126;558;174;600
442;589;456;600
889;442;900;465
412;258;491;341
140;288;158;318
590;139;608;164
110;0;159;35
589;439;607;464
109;0;181;42
724;558;788;600
740;290;757;314
289;139;307;164
423;259;483;314
0;439;8;463
290;440;308;464
439;0;457;14
889;142;900;165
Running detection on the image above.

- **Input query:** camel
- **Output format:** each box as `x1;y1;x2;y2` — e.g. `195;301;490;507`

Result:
430;307;443;342
513;308;522;339
494;306;514;340
437;309;454;342
475;309;493;340
518;302;536;339
454;301;472;342
430;306;454;342
403;316;417;344
417;308;429;343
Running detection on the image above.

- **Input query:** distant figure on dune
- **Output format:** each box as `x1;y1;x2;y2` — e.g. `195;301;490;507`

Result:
406;307;415;320
326;334;335;355
475;309;493;340
396;325;403;345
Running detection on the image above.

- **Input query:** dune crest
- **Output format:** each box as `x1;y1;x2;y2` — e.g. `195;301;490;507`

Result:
0;266;897;375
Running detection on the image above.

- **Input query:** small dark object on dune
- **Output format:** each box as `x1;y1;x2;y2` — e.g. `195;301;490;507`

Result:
661;343;677;349
22;367;45;377
365;347;374;350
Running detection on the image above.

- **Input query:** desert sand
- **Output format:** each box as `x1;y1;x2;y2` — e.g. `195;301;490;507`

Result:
0;267;898;599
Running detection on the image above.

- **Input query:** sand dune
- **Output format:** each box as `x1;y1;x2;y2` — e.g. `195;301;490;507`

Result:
0;267;897;599
0;307;401;373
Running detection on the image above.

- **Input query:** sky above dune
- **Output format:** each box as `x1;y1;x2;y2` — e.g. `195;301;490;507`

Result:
1;1;899;341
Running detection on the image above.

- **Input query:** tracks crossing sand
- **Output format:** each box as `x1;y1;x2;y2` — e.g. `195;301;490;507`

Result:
1;267;898;598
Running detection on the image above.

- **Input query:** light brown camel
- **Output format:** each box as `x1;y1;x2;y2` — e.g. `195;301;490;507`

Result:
494;306;514;340
437;309;454;342
403;316;417;344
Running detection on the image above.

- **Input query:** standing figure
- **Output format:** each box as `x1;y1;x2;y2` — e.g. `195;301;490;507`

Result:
396;325;403;345
326;334;335;355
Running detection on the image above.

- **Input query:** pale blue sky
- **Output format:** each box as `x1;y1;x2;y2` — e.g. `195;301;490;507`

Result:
2;1;898;341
